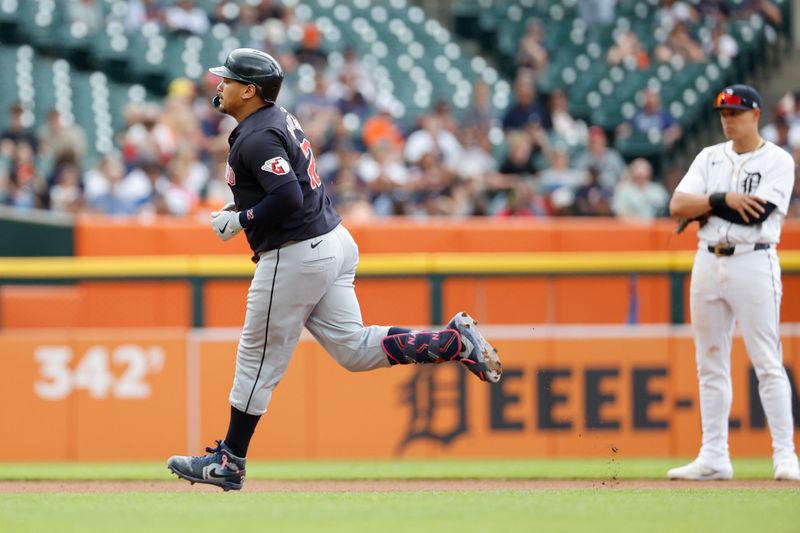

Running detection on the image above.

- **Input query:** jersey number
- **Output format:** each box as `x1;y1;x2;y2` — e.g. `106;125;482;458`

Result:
299;138;321;190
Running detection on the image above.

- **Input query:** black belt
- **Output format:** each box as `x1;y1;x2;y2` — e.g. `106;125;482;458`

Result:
707;243;770;256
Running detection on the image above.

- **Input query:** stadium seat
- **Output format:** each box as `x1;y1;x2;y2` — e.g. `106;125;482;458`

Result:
2;0;790;171
15;0;63;51
0;0;19;41
0;41;152;162
452;1;480;39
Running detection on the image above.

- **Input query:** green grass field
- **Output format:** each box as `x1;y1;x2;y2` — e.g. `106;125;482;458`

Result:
1;459;798;533
0;457;789;480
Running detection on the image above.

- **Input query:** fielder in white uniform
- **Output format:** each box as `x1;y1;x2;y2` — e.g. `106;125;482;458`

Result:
668;84;799;481
167;49;502;491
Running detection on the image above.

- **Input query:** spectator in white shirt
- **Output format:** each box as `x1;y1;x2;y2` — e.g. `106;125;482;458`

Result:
404;114;463;172
612;158;669;219
164;0;209;36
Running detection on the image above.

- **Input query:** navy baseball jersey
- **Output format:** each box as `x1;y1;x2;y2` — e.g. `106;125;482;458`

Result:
225;105;340;253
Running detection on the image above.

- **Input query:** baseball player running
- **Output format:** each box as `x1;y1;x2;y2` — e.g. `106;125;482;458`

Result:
167;48;502;491
667;84;799;481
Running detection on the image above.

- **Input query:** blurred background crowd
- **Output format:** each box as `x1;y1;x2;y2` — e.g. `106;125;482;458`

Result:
1;0;799;221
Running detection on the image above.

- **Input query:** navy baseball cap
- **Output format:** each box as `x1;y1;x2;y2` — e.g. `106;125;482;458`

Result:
713;84;762;111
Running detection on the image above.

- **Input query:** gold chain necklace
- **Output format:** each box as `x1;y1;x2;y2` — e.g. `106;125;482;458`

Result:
726;138;765;189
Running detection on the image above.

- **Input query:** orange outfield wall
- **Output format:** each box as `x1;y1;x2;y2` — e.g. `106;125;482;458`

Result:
71;216;800;255
3;217;800;328
1;326;798;460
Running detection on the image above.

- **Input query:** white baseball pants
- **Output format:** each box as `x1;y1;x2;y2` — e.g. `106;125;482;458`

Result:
690;246;797;466
229;224;391;415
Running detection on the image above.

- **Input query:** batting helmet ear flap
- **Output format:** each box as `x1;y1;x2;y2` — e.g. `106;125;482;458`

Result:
209;48;284;104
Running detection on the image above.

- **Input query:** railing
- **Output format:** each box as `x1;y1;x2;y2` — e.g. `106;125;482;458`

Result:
1;251;799;326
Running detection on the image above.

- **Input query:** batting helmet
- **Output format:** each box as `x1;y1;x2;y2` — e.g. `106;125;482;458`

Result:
209;48;284;104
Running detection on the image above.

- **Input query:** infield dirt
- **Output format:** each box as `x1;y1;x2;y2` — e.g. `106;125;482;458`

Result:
0;479;796;493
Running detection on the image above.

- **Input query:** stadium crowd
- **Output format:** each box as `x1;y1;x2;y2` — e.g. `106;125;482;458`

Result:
1;0;798;220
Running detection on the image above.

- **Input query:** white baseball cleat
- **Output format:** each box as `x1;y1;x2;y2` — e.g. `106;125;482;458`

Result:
667;459;733;481
774;457;800;481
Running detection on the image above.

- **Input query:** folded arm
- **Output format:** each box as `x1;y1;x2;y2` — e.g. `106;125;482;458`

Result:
670;191;772;225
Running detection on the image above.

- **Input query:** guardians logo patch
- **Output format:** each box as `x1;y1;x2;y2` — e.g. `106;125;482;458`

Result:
262;156;290;175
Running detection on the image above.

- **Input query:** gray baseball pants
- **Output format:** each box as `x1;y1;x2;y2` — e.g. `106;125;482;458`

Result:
229;224;391;415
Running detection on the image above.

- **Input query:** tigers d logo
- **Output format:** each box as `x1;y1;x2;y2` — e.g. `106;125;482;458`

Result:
742;171;761;194
396;365;468;453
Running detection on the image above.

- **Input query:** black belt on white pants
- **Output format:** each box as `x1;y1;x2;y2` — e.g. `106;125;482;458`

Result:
706;243;771;256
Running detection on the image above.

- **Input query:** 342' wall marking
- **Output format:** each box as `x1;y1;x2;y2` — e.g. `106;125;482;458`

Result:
34;345;165;400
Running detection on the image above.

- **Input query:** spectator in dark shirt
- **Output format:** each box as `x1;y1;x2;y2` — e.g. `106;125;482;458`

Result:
573;165;613;216
617;88;682;148
249;0;285;23
1;103;38;151
499;131;537;177
502;71;547;131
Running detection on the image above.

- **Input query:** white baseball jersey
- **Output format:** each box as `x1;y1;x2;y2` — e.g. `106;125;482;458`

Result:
675;140;794;245
677;139;798;470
